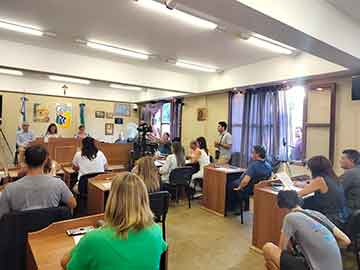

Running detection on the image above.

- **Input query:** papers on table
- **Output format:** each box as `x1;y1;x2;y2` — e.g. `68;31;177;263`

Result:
154;160;166;167
102;182;112;190
275;172;314;197
73;235;84;245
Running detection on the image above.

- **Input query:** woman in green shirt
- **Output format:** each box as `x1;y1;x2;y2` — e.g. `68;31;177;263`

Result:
61;172;168;270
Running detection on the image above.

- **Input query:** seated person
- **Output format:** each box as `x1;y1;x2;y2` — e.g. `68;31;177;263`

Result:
44;123;60;142
132;156;160;193
262;190;350;270
296;155;347;226
72;137;108;192
61;172;168;270
158;132;172;156
0;145;76;219
232;145;272;195
189;140;210;180
159;142;185;184
16;121;34;147
74;125;88;140
339;149;360;214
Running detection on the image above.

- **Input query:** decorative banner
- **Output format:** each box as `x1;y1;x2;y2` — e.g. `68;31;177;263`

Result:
55;103;72;129
79;103;85;126
20;96;28;122
33;103;50;123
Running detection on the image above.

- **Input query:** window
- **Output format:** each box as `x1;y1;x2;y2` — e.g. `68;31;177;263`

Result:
285;86;305;160
153;103;171;137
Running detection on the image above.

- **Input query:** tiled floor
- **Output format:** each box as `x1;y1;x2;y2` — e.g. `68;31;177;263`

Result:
166;201;264;270
166;200;358;270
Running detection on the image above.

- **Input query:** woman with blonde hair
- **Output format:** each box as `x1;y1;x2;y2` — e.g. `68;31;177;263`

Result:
132;156;160;193
61;172;167;270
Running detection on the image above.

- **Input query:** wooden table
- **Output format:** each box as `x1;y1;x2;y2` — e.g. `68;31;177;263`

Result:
27;214;104;270
62;164;126;187
87;174;116;215
251;181;289;251
202;165;246;216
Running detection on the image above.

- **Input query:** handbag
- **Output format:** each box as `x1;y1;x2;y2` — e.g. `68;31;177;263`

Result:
215;134;225;160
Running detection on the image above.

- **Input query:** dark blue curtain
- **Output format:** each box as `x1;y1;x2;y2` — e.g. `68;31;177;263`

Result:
231;85;289;167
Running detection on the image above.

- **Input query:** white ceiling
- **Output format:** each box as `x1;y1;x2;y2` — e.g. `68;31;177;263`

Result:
0;0;283;71
326;0;360;23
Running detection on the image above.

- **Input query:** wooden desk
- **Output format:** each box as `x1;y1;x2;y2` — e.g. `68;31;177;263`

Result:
87;174;116;215
202;165;246;216
252;181;288;251
27;214;104;270
62;164;125;187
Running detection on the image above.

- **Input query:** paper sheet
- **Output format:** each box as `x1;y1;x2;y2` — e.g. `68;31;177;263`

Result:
73;235;84;245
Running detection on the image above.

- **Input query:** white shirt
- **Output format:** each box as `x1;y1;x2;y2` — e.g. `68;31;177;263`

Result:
159;154;179;183
192;149;210;179
16;130;34;146
72;150;108;179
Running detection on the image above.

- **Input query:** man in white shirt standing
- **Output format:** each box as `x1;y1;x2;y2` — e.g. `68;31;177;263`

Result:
16;122;34;147
214;121;232;164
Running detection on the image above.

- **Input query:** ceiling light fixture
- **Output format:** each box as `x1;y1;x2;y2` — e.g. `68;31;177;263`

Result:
0;20;43;36
135;0;217;30
0;68;23;76
86;40;150;60
48;75;90;85
109;84;144;91
245;34;294;55
175;60;219;73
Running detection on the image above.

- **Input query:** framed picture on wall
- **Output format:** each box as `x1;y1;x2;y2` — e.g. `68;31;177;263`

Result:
105;123;114;135
33;103;50;123
197;108;208;121
106;112;114;119
95;111;105;118
114;103;130;117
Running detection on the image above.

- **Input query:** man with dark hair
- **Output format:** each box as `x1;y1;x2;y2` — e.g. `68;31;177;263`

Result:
262;190;350;270
214;121;232;164
340;149;360;213
0;145;76;218
233;145;272;194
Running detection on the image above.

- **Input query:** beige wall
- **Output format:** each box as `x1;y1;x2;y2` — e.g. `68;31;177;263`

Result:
334;78;360;173
0;91;138;153
181;93;229;156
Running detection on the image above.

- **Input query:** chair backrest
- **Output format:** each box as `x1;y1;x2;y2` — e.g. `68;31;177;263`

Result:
78;172;104;195
149;191;170;226
169;167;194;185
0;206;71;270
230;152;241;167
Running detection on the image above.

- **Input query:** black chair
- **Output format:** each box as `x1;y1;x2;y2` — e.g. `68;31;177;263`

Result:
75;172;104;217
149;191;170;240
168;167;194;208
229;152;241;167
0;206;71;270
347;210;360;270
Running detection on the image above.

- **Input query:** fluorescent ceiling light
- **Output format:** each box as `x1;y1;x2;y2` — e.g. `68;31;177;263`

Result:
109;84;143;91
86;40;150;60
175;60;218;73
0;68;23;76
135;0;217;30
252;33;296;51
0;20;43;36
48;75;90;85
246;35;293;55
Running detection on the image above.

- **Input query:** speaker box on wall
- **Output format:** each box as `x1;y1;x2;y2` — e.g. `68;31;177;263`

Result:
352;77;360;100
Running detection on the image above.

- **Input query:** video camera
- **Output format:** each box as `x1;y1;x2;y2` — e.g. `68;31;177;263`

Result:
137;123;152;134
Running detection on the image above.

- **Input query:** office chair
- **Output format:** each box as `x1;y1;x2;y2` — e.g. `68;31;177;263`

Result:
75;172;104;217
0;206;71;270
168;167;194;208
149;191;170;240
